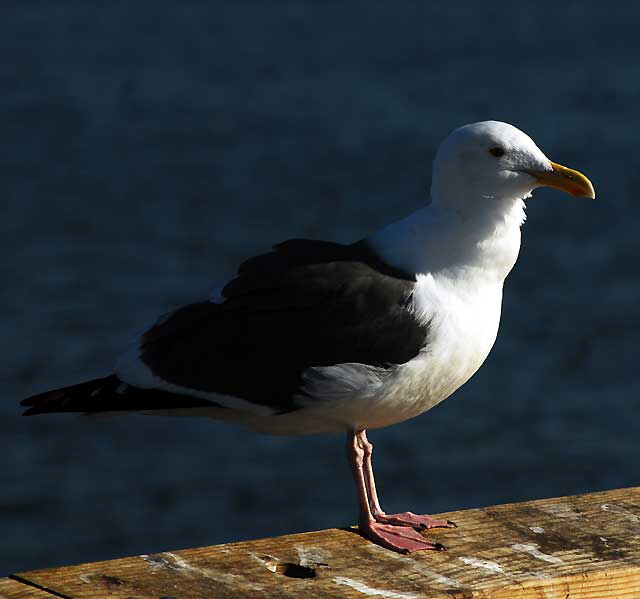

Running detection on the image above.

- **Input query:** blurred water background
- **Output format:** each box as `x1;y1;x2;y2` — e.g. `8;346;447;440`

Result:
2;0;639;576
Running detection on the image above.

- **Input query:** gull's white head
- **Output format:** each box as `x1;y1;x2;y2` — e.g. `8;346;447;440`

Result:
431;121;595;212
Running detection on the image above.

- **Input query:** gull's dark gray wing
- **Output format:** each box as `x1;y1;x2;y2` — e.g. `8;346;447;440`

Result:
138;239;427;412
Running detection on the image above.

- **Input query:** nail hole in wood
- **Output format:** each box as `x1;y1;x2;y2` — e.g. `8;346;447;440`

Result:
276;563;317;578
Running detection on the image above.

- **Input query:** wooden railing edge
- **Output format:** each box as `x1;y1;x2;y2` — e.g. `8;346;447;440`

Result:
3;486;640;598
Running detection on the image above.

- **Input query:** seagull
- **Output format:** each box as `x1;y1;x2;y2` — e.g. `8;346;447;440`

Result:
21;121;595;553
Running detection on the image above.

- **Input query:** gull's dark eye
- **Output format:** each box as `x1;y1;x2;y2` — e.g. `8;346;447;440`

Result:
489;146;505;158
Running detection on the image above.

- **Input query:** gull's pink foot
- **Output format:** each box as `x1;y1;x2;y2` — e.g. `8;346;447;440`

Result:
374;511;457;530
359;520;446;554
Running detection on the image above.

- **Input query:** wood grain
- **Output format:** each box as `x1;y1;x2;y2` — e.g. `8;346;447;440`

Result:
11;486;640;598
0;578;59;599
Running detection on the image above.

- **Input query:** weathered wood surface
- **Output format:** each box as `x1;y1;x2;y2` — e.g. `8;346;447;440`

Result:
5;487;640;598
0;578;55;599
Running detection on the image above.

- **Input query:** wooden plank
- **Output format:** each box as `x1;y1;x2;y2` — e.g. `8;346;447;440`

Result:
0;578;60;599
13;486;640;598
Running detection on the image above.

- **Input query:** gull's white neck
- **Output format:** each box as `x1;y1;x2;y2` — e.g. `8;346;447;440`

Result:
367;194;526;286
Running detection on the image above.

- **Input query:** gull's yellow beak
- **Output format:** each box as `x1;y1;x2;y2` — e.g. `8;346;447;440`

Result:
526;162;595;199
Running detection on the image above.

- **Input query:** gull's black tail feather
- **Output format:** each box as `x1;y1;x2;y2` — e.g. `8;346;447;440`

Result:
20;375;217;416
21;376;124;415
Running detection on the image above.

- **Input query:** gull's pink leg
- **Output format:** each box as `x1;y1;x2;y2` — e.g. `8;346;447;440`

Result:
346;430;444;553
356;430;456;530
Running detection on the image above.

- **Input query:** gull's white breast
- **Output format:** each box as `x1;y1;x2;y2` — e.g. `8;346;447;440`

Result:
352;273;504;430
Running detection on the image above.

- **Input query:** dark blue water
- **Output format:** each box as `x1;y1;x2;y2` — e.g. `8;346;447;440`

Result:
2;1;639;576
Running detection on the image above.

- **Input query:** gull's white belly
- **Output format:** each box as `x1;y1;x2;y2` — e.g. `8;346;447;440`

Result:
355;278;503;430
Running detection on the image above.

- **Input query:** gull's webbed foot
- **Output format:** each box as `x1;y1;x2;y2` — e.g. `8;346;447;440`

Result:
359;519;446;553
373;511;457;530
